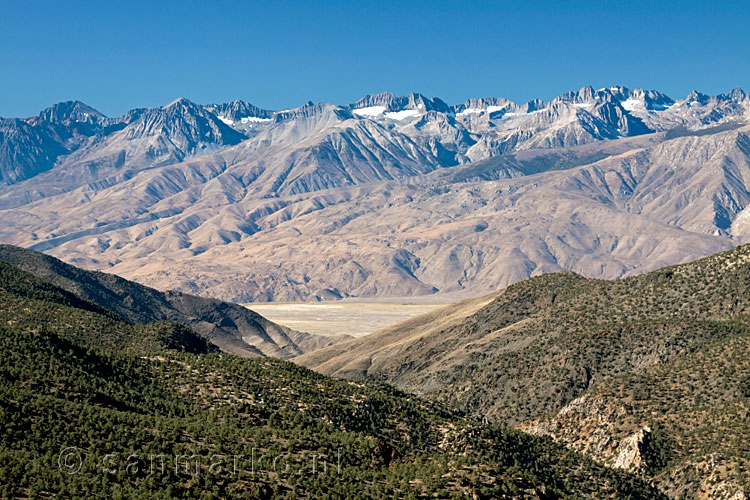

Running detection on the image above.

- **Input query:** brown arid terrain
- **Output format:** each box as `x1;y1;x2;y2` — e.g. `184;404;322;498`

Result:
247;299;448;338
1;87;749;302
296;244;750;498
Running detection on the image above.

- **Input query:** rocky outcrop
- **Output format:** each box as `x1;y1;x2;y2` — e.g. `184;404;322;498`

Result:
613;427;651;472
522;394;638;467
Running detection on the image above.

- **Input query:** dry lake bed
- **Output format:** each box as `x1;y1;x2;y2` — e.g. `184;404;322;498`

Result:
246;298;451;337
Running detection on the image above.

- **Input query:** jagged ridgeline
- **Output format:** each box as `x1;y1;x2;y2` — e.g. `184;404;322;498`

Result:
0;254;662;498
298;244;750;498
2;87;749;304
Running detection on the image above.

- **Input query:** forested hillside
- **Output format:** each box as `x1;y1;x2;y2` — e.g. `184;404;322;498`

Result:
298;244;750;498
0;259;661;498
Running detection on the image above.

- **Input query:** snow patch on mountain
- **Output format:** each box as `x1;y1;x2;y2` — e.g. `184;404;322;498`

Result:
352;106;387;117
385;109;421;120
241;116;272;124
620;99;641;112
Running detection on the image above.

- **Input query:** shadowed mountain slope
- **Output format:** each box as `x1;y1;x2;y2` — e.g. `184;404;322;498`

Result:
0;244;347;357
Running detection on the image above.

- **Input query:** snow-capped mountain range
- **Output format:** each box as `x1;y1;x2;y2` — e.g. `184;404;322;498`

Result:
1;85;749;301
3;85;748;188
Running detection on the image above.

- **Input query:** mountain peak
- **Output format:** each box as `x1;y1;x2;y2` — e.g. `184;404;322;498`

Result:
349;92;450;114
274;101;350;122
205;100;275;123
686;90;709;103
720;86;747;101
36;100;106;124
350;92;399;111
164;96;195;108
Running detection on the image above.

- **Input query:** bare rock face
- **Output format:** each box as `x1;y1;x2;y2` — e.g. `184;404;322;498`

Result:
522;394;652;472
1;87;750;302
0;118;67;183
613;426;651;473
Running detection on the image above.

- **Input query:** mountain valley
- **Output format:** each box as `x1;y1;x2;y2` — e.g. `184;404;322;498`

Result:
2;84;750;499
0;245;664;499
297;244;750;498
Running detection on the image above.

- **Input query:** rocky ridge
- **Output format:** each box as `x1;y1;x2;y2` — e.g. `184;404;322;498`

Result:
1;86;749;301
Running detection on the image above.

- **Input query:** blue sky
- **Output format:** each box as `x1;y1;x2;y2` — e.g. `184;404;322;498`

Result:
1;0;748;117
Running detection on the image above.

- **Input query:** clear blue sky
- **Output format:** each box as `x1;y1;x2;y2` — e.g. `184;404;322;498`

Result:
1;0;748;117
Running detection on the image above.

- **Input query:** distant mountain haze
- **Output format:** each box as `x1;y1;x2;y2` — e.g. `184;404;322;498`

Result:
1;86;749;301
